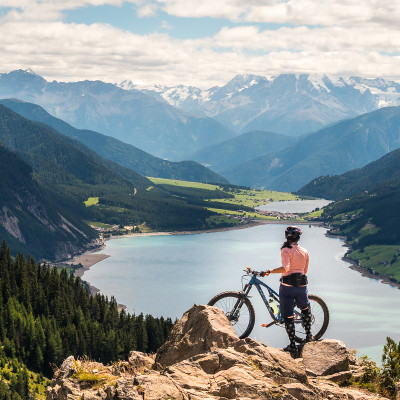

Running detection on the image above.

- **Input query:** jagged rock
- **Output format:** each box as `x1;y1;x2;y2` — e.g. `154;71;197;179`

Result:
47;305;389;400
301;339;351;376
155;304;239;366
319;371;353;385
311;378;387;399
128;351;155;373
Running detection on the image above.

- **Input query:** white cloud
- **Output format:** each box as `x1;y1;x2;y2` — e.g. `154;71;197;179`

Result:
0;0;400;88
132;0;400;27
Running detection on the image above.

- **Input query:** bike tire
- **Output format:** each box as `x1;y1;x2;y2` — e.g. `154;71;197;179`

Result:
208;291;255;339
294;294;330;343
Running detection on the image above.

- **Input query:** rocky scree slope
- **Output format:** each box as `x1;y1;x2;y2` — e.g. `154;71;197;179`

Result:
47;305;387;400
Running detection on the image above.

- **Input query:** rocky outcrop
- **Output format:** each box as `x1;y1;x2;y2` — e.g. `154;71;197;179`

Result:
155;304;239;367
47;305;388;400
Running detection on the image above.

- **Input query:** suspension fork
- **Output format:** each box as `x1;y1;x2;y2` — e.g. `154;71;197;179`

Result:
231;283;252;319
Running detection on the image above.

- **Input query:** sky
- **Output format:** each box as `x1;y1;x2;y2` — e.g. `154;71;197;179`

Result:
0;0;400;88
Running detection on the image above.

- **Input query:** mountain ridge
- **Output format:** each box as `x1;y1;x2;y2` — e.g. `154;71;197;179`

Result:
0;98;228;184
223;106;400;192
0;69;235;160
187;129;294;173
133;73;400;136
297;147;400;200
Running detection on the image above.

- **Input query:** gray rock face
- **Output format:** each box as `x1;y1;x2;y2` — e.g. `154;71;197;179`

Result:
47;305;388;400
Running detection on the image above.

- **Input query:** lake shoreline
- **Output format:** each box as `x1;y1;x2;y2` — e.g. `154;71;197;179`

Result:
70;219;324;297
72;218;400;297
343;256;400;291
70;221;266;297
325;233;400;291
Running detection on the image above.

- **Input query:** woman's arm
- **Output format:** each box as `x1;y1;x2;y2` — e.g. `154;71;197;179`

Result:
262;266;285;276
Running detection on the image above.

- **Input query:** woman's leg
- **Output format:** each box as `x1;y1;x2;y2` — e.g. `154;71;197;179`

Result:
279;285;297;352
294;286;313;342
301;307;313;342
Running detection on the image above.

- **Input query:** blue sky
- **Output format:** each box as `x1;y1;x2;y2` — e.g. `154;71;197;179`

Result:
64;3;284;39
66;4;231;39
0;0;399;88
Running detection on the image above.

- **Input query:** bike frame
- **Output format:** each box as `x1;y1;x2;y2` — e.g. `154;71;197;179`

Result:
241;274;302;327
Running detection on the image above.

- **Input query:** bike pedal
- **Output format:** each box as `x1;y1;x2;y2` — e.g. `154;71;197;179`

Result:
261;321;276;328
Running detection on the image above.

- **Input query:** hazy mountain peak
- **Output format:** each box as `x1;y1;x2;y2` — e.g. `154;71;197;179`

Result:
137;72;400;135
226;73;269;87
24;68;41;77
4;68;45;81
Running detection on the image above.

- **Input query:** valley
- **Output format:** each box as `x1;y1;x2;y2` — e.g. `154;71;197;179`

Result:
1;68;400;400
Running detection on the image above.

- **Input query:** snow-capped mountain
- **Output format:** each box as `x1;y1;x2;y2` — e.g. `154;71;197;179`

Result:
0;70;234;160
121;74;400;136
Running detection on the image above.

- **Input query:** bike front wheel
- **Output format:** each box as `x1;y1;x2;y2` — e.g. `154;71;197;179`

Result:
208;291;255;339
294;294;330;342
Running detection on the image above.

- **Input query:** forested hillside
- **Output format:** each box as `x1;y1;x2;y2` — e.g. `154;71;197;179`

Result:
0;104;227;259
0;99;228;184
0;241;173;395
224;106;400;191
323;177;400;247
321;177;400;282
297;148;400;200
0;145;96;260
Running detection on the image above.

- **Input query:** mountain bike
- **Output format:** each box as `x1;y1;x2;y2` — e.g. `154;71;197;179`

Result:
208;267;329;342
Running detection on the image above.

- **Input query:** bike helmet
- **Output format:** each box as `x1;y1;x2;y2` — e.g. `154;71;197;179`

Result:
285;226;302;241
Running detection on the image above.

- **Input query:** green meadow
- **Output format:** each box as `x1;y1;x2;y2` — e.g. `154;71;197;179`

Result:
148;177;302;221
347;245;400;282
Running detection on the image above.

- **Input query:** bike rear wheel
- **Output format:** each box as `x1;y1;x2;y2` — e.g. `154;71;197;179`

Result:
294;294;329;342
208;291;255;339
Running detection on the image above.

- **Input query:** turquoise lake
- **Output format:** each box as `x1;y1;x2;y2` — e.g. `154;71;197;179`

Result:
83;222;400;363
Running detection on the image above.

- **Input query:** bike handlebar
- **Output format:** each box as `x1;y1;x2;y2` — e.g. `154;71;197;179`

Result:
243;267;269;277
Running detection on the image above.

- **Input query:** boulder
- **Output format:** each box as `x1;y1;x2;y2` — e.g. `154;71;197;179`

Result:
155;304;239;366
301;339;351;376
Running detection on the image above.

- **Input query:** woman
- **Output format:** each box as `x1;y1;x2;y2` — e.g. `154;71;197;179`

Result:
262;226;312;354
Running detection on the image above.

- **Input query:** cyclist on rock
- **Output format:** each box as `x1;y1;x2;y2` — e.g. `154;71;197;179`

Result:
262;226;312;355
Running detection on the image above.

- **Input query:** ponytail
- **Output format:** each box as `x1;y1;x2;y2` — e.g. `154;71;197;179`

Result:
281;240;293;250
281;238;299;250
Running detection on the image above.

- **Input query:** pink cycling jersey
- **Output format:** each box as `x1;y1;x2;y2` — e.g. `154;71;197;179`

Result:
281;243;309;277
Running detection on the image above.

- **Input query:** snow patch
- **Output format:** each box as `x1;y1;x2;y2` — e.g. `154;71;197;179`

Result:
308;74;331;92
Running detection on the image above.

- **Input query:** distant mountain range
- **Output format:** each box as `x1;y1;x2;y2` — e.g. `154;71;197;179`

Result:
0;70;234;160
123;74;400;136
222;106;400;192
0;99;228;185
187;130;294;173
298;148;400;200
3;69;400;194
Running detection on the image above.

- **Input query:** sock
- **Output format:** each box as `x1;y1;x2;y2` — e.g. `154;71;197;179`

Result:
284;317;297;350
301;308;312;341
